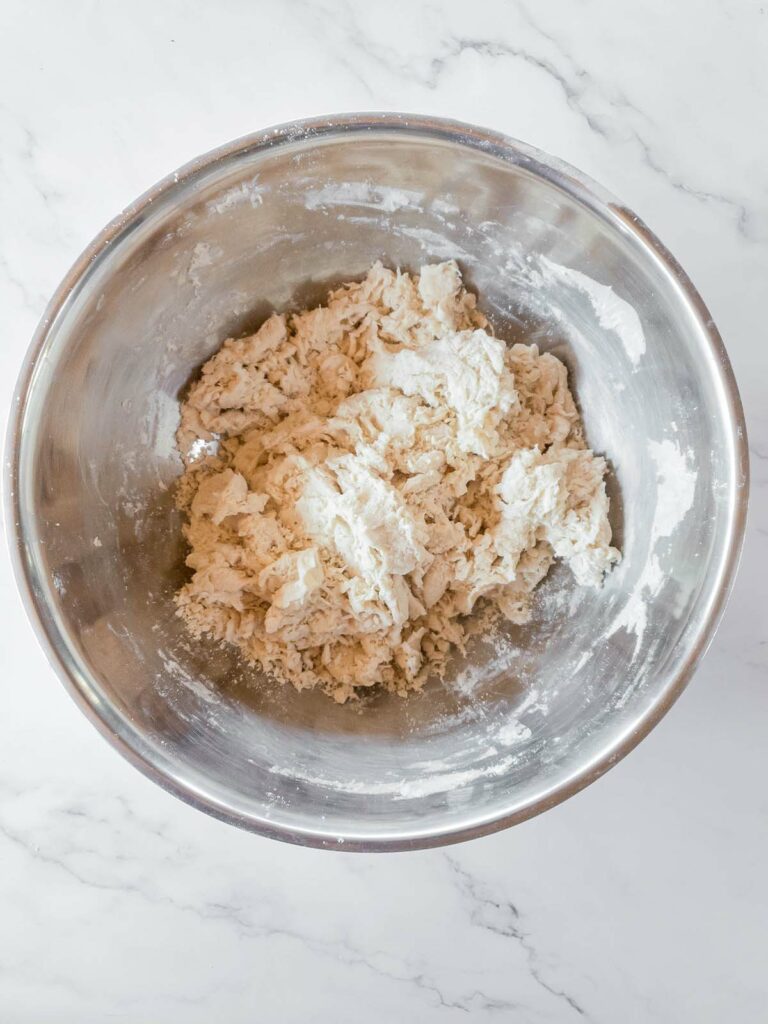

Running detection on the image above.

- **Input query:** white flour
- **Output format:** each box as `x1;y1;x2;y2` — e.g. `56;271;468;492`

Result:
539;256;647;366
207;174;268;213
648;439;697;546
303;181;423;213
607;440;697;651
268;752;524;800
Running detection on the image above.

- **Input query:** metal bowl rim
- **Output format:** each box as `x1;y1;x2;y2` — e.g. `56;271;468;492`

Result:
4;111;750;851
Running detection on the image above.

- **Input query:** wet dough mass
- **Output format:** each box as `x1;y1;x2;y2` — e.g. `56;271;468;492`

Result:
175;262;619;702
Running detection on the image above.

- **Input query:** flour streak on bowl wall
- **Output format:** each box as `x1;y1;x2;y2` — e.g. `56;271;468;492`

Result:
6;114;748;849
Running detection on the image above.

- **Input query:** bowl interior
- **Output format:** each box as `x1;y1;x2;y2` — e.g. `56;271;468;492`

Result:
14;121;741;846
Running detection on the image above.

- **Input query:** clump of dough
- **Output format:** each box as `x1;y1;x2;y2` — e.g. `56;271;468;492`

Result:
175;262;619;702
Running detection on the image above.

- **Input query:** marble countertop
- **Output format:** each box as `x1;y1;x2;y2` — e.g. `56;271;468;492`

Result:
1;1;766;1021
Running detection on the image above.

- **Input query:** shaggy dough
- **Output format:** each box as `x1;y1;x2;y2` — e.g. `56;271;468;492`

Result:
175;262;619;702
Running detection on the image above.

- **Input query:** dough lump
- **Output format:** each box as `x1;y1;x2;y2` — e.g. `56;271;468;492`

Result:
175;262;619;702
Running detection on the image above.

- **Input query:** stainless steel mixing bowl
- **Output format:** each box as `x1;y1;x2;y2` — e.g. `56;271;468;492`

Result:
6;114;748;849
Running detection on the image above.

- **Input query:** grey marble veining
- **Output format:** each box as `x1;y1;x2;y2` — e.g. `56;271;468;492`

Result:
0;1;766;1021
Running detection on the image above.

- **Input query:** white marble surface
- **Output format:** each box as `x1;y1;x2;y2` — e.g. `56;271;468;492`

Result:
1;1;766;1020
